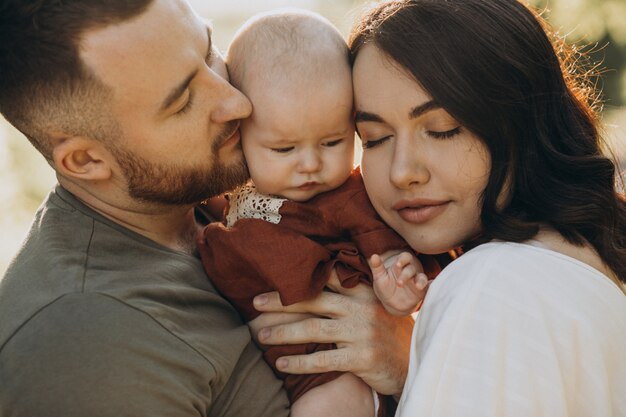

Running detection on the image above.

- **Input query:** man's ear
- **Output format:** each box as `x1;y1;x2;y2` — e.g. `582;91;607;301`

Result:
51;135;113;181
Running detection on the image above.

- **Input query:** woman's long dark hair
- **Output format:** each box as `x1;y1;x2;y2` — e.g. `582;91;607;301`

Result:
349;0;626;282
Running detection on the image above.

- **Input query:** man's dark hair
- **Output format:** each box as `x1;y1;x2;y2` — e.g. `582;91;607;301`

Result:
0;0;152;159
350;0;626;281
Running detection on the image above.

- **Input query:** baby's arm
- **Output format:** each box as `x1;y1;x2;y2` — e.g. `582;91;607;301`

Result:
290;373;375;417
369;251;429;316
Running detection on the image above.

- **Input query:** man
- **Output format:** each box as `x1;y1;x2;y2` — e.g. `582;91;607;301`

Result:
0;0;413;415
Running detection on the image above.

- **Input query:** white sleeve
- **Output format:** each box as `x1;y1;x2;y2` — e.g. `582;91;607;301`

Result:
396;242;626;417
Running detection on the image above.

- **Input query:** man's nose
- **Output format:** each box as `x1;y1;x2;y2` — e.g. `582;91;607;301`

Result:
209;78;252;124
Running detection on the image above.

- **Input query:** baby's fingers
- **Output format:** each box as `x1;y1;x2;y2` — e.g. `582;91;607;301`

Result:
395;252;414;269
368;254;387;279
394;263;417;287
414;272;429;290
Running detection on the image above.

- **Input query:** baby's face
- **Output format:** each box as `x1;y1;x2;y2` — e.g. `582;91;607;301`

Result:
241;81;355;202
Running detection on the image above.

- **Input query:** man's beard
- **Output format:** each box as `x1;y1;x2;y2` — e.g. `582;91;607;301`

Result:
110;123;249;206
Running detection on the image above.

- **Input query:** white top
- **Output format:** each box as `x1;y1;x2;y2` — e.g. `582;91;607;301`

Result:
397;241;626;417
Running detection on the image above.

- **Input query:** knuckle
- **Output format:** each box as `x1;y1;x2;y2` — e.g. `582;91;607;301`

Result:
304;318;321;335
314;352;330;369
293;355;305;370
338;349;353;370
272;324;286;340
326;318;341;336
333;292;353;314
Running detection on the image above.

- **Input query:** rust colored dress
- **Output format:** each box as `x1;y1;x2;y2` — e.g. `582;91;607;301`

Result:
198;168;436;411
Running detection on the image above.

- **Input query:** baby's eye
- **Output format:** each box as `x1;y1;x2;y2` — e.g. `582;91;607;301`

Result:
271;146;294;153
323;139;343;147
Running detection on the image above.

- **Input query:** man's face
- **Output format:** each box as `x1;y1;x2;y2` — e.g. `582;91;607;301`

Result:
80;0;251;205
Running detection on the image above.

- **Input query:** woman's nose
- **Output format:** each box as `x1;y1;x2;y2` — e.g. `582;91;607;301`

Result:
389;138;430;189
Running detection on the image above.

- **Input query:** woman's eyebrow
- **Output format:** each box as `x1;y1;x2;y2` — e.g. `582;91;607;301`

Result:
409;100;439;119
355;100;440;124
355;111;384;123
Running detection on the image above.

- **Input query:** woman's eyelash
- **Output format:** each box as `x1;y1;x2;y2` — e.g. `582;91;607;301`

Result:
361;126;461;149
428;127;461;139
362;136;391;149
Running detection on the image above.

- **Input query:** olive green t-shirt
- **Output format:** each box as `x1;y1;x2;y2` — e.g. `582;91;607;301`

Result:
0;186;289;417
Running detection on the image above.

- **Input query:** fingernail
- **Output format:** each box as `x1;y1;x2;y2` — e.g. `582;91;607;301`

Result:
259;328;270;342
254;294;268;307
276;358;288;370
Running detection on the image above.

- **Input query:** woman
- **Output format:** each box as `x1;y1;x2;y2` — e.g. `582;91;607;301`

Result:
350;0;626;415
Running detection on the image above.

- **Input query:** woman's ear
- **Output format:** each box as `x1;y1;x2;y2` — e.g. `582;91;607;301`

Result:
50;135;113;181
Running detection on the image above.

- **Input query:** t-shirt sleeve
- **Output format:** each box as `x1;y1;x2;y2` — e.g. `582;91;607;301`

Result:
0;292;287;417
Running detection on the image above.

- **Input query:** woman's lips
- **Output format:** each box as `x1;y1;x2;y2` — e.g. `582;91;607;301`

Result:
394;199;450;224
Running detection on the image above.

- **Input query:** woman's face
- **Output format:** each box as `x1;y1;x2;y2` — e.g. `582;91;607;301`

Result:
353;44;491;254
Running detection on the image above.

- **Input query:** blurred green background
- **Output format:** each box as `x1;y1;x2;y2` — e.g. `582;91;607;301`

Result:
1;0;625;274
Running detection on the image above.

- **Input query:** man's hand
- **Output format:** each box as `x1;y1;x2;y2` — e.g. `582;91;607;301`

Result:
251;274;414;396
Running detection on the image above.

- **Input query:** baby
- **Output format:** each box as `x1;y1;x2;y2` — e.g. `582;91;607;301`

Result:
197;10;430;417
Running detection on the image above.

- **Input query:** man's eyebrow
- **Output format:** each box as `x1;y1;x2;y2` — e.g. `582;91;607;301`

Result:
409;100;439;119
159;26;213;112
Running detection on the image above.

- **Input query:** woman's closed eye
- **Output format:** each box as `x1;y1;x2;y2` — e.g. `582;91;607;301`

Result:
361;127;461;149
361;135;392;149
426;126;461;139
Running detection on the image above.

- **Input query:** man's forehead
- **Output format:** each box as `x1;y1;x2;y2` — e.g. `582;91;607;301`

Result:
80;0;196;57
79;0;205;89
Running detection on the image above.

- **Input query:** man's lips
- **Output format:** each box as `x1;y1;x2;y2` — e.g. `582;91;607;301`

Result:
393;199;450;224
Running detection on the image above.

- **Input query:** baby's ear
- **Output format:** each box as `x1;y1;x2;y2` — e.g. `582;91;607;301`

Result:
50;133;113;181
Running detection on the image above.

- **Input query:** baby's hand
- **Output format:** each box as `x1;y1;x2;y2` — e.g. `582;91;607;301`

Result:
369;251;429;316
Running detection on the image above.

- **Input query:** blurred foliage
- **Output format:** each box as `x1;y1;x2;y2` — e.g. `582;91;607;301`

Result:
529;0;626;107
